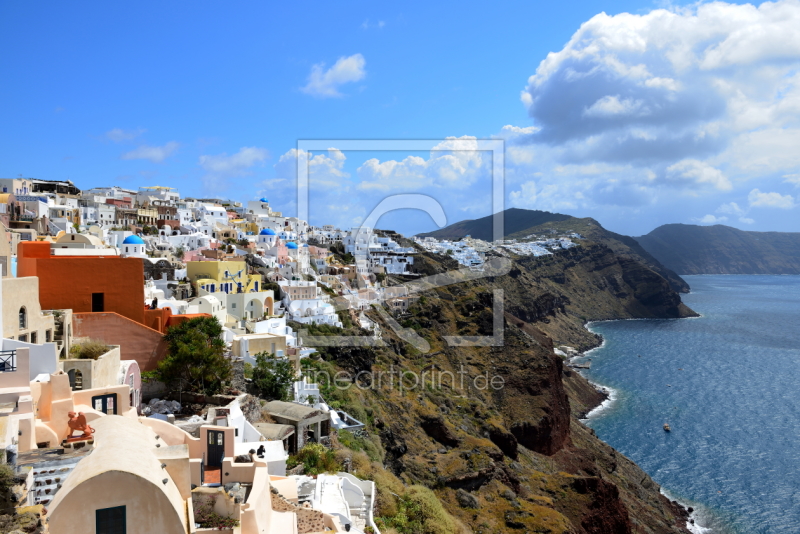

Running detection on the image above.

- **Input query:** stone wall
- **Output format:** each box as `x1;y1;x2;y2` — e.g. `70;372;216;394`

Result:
270;488;324;534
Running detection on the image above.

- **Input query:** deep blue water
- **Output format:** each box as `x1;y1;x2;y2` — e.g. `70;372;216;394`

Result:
575;275;800;534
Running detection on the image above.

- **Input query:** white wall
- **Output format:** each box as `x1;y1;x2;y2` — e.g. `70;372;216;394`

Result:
2;338;58;380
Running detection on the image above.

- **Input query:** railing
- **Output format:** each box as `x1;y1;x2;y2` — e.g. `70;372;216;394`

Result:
0;350;17;372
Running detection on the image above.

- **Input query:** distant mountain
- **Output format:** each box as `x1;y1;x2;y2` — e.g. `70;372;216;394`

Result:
635;224;800;275
416;208;572;241
417;208;691;293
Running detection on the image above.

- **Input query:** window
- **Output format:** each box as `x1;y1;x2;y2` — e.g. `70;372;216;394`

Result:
45;330;52;342
92;393;117;415
19;307;27;329
18;334;28;342
96;506;126;534
30;332;37;344
92;293;104;312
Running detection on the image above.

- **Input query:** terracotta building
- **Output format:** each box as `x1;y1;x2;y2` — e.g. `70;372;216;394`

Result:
17;241;146;325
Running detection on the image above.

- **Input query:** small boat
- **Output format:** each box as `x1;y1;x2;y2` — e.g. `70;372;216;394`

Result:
663;423;671;432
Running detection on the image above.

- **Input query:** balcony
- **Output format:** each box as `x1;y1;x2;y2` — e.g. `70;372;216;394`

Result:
0;349;17;372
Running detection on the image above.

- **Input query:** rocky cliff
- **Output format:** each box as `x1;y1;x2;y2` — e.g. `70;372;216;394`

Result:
415;208;690;294
635;223;800;274
311;239;696;534
416;208;573;242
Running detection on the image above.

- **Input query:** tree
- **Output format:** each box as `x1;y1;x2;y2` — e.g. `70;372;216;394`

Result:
251;352;297;401
174;245;186;260
145;316;231;395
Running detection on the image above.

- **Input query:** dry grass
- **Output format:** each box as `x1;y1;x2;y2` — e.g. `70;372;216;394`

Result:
69;339;111;360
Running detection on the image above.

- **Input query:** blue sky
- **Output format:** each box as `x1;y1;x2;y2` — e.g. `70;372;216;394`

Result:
1;1;799;236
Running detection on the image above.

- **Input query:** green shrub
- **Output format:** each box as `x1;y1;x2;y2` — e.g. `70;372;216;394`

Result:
251;352;296;401
150;316;231;395
377;485;458;534
337;430;383;462
69;339;111;360
0;463;16;494
287;443;341;475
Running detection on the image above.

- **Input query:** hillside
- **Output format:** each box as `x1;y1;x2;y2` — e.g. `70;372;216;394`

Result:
416;208;572;241
416;208;690;293
635;224;800;275
308;242;697;534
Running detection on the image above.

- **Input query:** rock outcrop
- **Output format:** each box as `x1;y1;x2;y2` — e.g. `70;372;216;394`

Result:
318;240;696;533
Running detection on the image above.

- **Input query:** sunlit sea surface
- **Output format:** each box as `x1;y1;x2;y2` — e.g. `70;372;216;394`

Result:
574;275;800;534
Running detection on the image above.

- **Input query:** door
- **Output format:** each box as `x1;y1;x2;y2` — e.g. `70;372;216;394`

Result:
207;430;225;467
96;505;126;534
92;292;105;312
92;393;117;415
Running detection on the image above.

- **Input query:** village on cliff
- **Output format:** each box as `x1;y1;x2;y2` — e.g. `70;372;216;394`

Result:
0;178;580;534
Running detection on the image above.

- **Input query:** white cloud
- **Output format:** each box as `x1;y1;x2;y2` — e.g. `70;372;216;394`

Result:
121;142;179;163
583;95;648;118
519;0;800;179
694;214;728;224
499;124;539;137
748;188;796;209
106;128;145;142
301;54;366;98
274;148;349;188
784;173;800;187
716;201;757;224
361;19;385;30
199;147;269;176
716;202;745;216
356;137;489;191
666;160;732;191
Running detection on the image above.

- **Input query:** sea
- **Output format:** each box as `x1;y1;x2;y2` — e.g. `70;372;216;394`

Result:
573;275;800;534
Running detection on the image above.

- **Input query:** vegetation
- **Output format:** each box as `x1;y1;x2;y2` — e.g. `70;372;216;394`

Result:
376;485;459;534
174;245;185;260
336;309;353;329
328;242;355;264
144;316;231;395
250;352;296;401
336;430;383;462
194;496;240;529
69;339;111;360
319;283;337;297
243;362;253;379
262;281;281;296
286;443;341;475
0;463;16;494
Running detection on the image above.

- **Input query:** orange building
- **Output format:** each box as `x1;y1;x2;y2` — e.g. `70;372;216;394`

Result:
18;241;212;371
17;241;146;324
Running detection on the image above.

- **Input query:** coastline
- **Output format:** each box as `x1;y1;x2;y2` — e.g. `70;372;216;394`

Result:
572;319;717;534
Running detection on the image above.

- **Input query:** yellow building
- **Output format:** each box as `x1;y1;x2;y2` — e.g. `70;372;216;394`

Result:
186;260;262;294
231;219;258;235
